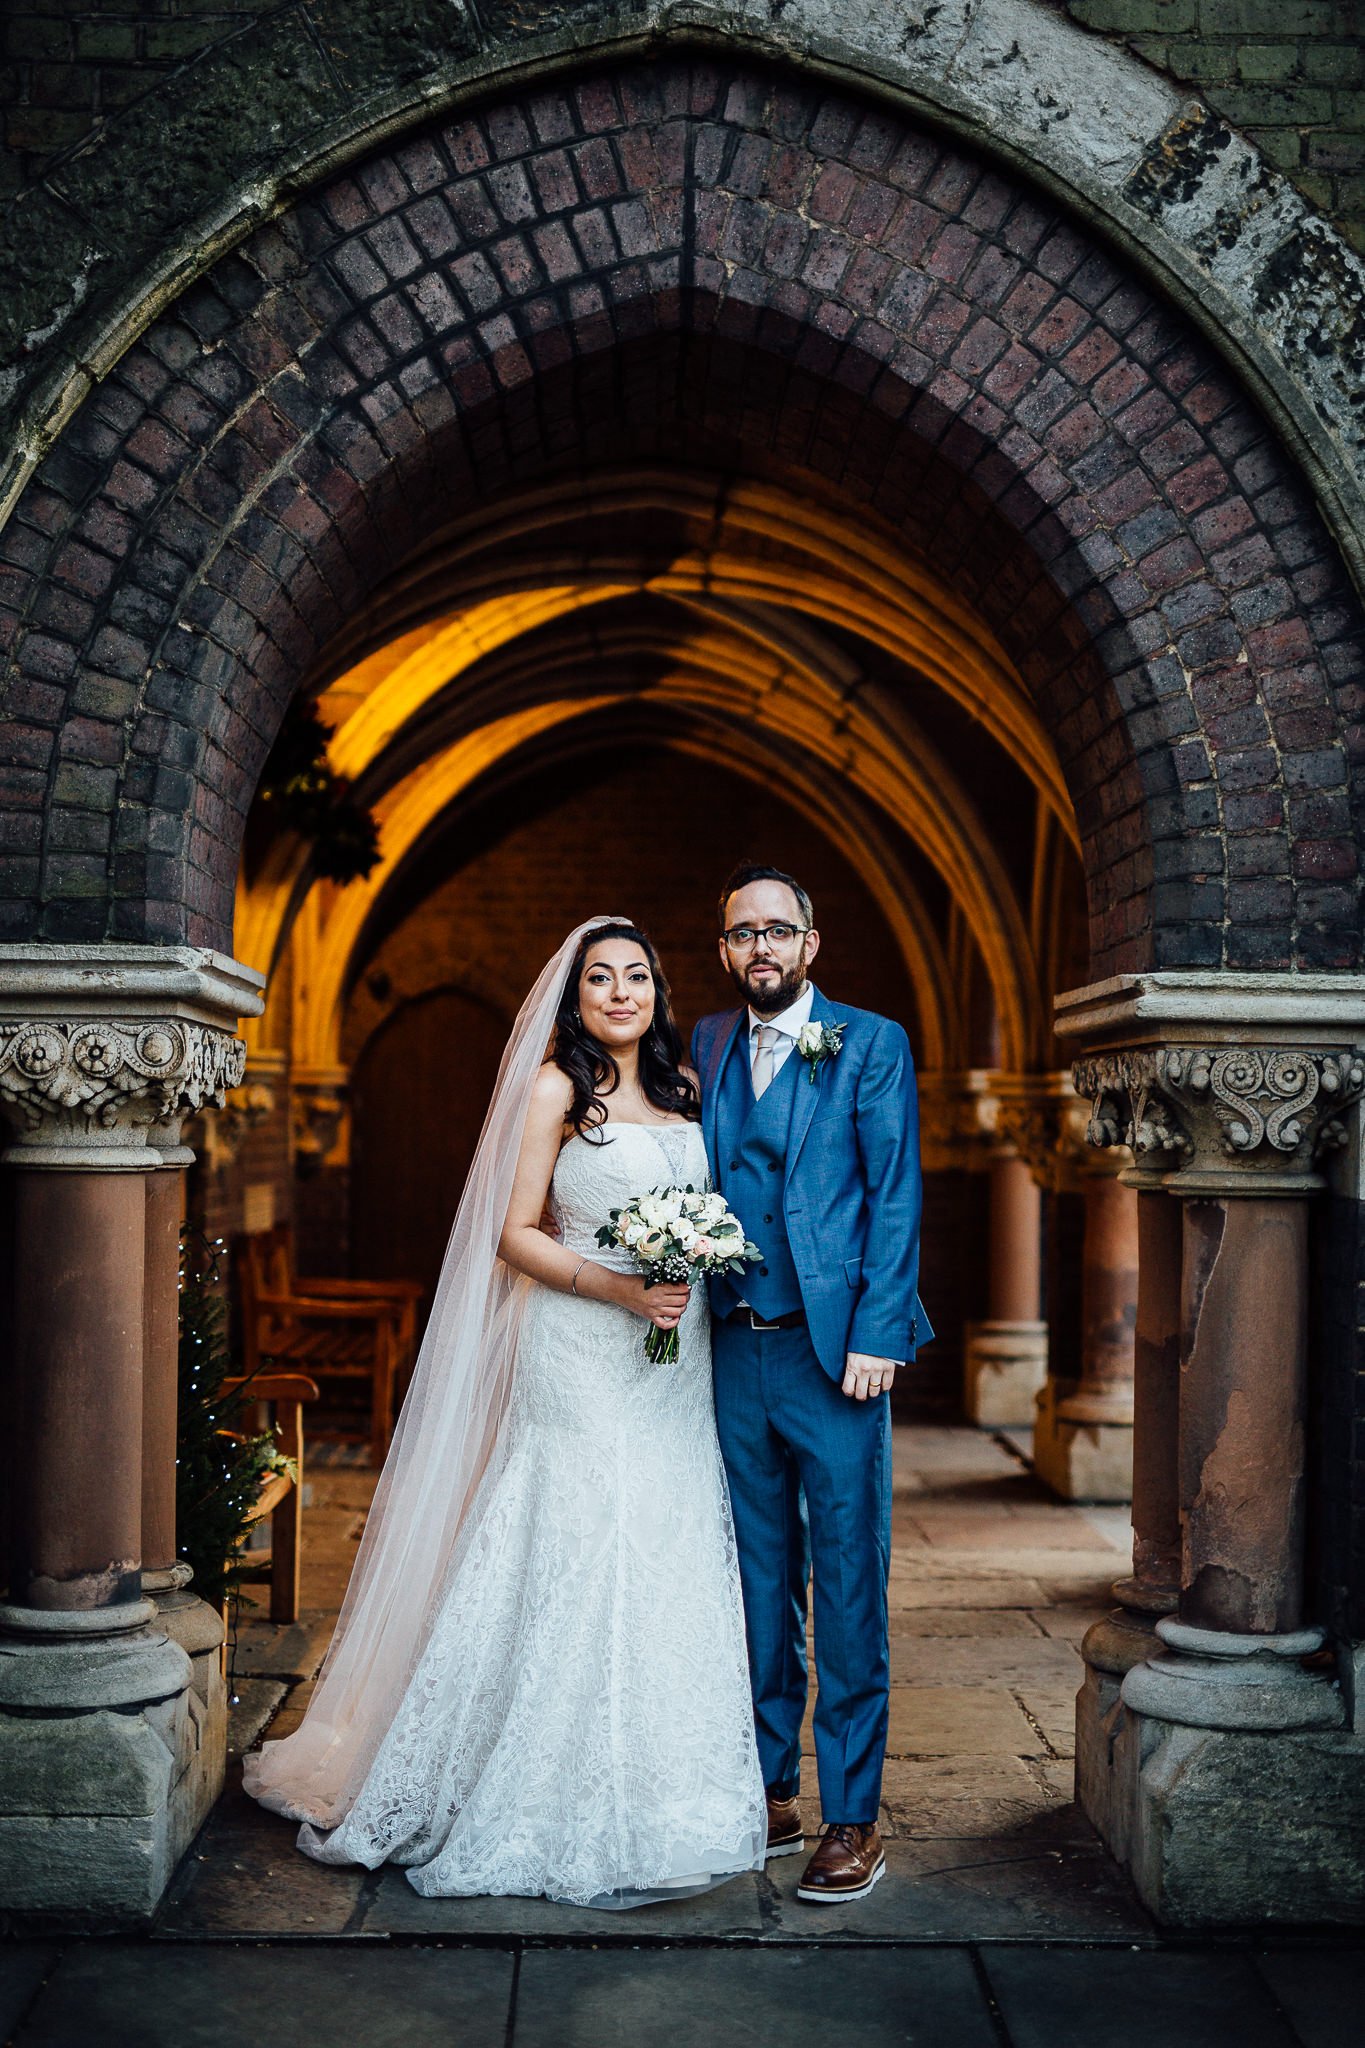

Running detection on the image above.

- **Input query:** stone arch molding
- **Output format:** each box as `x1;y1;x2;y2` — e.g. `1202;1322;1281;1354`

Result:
3;0;1364;592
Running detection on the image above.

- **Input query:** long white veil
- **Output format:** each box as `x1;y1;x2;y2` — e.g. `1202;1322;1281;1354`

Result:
242;915;629;1828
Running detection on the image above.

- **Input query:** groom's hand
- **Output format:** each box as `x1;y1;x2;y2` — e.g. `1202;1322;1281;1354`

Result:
842;1352;898;1401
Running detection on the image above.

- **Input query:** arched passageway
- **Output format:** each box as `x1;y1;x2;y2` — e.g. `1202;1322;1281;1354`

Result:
1;56;1362;1932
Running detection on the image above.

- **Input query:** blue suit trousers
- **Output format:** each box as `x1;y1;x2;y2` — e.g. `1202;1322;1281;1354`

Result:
712;1315;891;1824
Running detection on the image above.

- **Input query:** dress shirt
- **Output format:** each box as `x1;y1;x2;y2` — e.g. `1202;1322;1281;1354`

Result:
747;981;815;1083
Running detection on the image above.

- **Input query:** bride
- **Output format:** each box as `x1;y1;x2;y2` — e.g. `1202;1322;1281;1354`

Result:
243;916;766;1906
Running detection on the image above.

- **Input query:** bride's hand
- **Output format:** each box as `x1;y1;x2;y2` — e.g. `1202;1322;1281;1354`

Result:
614;1275;690;1330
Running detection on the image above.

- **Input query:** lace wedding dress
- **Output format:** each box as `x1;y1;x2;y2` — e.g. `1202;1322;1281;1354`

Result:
294;1119;766;1906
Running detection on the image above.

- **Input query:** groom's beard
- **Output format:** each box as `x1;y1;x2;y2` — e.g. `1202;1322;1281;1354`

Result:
728;954;809;1016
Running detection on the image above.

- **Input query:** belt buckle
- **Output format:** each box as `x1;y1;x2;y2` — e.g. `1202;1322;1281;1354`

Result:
749;1309;778;1331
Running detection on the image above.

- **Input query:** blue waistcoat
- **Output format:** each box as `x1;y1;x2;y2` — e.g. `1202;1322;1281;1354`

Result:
712;1027;804;1321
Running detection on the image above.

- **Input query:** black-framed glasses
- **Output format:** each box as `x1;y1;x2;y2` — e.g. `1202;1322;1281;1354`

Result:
723;923;809;951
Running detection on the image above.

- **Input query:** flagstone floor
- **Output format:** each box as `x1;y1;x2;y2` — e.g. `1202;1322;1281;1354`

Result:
3;1428;1361;2045
160;1423;1146;1946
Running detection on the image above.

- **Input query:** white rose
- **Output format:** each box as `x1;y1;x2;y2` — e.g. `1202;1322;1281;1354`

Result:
701;1193;728;1225
796;1021;824;1056
638;1196;663;1226
637;1229;668;1259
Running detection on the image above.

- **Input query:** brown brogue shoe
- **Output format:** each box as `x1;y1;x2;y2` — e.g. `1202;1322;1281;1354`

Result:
765;1791;804;1858
796;1823;885;1904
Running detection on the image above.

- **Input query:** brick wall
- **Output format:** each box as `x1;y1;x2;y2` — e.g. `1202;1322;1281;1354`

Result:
1062;1;1365;253
3;60;1361;976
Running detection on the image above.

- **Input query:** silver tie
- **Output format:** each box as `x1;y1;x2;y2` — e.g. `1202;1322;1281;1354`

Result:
751;1024;780;1099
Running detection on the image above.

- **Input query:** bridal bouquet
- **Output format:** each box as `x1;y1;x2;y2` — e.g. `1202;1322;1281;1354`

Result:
596;1185;763;1364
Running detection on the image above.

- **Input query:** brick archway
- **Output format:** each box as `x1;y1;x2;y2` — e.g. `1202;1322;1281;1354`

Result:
1;57;1360;973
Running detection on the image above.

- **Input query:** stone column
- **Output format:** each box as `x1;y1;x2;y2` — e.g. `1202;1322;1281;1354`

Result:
963;1147;1048;1428
1060;982;1365;1928
1074;1164;1182;1859
140;1149;228;1821
991;1074;1137;1502
0;945;263;1925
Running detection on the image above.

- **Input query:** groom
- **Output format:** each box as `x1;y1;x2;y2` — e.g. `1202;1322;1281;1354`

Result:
692;863;930;1904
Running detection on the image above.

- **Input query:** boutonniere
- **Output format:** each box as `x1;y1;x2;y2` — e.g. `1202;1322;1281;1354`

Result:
795;1019;846;1084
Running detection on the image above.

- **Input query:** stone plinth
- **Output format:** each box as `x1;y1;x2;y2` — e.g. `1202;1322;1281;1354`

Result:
0;1601;203;1925
1032;1374;1134;1504
962;1320;1048;1428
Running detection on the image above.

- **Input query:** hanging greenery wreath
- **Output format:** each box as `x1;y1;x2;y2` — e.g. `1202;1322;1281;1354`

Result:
247;697;380;883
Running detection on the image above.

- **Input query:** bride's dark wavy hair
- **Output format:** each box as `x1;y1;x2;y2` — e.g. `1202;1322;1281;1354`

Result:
553;922;699;1141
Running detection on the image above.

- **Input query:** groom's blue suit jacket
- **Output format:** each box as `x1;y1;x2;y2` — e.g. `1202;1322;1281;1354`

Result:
692;986;932;1382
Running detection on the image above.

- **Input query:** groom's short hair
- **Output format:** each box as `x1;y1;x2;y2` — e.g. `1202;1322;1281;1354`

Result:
718;863;815;933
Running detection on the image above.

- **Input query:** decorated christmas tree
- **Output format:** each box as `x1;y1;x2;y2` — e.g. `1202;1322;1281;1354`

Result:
176;1231;294;1609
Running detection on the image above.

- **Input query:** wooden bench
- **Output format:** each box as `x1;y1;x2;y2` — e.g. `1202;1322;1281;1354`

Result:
235;1225;422;1466
221;1371;318;1624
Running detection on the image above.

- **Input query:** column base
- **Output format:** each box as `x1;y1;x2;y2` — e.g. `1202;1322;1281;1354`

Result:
144;1566;227;1856
1032;1375;1133;1503
962;1319;1048;1428
1093;1709;1365;1927
1123;1616;1342;1732
1076;1595;1174;1868
1079;1614;1362;1923
0;1601;205;1928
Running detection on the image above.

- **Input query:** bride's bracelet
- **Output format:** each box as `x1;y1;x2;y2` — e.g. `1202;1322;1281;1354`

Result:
570;1257;587;1297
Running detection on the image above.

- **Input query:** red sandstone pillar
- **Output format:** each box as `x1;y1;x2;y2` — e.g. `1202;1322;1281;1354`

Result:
1060;1171;1139;1428
963;1145;1048;1428
988;1152;1041;1320
1124;1186;1182;1609
141;1164;183;1583
8;1170;147;1611
1034;1165;1137;1501
0;947;262;1922
1177;1196;1308;1635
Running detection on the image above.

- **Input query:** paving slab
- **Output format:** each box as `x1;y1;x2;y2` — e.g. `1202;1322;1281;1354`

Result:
880;1754;1064;1836
227;1677;287;1757
16;1945;512;2048
760;1838;1152;1944
229;1611;334;1679
890;1574;1050;1610
355;1864;769;1939
983;1947;1300;2048
1013;1687;1080;1759
1027;1605;1113;1644
889;1606;1044;1638
0;1947;56;2042
155;1808;368;1937
513;1944;999;2047
906;1511;1112;1552
1253;1948;1365;2048
890;1636;1082;1689
887;1684;1045;1757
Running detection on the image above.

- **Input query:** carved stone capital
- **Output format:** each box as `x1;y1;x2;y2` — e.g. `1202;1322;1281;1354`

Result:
292;1066;349;1175
916;1071;992;1174
0;1017;246;1166
185;1053;281;1175
986;1071;1106;1193
1073;1046;1365;1195
0;944;264;1169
